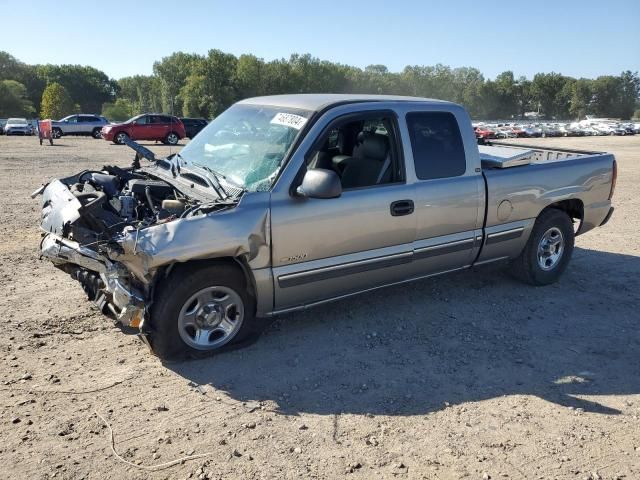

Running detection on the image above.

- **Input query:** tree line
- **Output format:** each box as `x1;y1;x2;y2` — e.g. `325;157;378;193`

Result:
1;50;638;121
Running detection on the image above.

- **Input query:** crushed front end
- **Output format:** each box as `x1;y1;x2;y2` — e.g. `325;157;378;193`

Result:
34;156;245;337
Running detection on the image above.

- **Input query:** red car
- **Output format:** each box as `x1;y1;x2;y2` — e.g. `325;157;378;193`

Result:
101;114;186;145
474;126;496;140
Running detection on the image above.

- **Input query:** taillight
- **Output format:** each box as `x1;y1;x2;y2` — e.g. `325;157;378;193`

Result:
609;159;617;200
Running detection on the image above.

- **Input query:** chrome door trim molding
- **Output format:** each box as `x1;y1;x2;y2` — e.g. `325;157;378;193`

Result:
413;237;475;260
277;235;479;289
485;226;524;245
271;265;470;316
277;251;413;288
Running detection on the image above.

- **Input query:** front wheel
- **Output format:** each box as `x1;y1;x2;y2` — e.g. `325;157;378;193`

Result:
511;209;575;286
165;132;179;145
52;128;62;139
149;262;259;360
114;132;129;144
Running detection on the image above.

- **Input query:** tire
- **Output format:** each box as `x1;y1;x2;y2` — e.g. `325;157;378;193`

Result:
165;132;179;145
510;209;575;286
92;128;102;139
149;262;259;360
114;132;129;145
52;128;62;139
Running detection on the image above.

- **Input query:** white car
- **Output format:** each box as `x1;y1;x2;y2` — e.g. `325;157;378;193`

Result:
4;118;32;136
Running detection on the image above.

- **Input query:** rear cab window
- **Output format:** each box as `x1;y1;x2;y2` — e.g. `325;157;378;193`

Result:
406;112;466;180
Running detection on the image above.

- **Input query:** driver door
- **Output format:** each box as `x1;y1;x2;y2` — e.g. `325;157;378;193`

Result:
270;111;417;310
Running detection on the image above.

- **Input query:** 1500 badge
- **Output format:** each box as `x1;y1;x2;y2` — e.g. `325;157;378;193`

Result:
280;253;308;263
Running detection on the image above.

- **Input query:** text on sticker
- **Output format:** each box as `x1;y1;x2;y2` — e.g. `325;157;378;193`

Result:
270;112;307;130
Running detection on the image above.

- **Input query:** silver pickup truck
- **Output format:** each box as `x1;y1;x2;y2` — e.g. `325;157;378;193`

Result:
35;94;616;359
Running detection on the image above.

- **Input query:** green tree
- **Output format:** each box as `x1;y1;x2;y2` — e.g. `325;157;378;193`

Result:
235;54;266;99
36;64;117;113
117;75;162;113
566;78;592;119
101;98;134;121
0;80;35;117
531;72;572;119
40;82;74;119
153;52;201;115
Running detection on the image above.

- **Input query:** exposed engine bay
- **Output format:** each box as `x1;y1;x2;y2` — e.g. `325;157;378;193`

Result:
36;144;252;334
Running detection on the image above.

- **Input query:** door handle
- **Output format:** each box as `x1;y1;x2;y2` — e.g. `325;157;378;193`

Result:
390;199;414;216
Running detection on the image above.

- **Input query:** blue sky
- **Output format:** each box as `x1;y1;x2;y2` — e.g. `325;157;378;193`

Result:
1;0;638;80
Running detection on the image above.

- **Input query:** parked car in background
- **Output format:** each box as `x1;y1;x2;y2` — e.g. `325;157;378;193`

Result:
474;125;496;140
51;114;110;139
101;114;186;145
522;126;542;137
510;125;526;137
180;117;208;139
4;118;32;135
0;119;6;135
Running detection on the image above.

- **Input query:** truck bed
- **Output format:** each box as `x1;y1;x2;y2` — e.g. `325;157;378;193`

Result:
479;141;606;168
475;142;615;265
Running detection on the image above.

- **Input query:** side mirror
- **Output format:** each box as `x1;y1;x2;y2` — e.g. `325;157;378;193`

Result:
296;169;342;199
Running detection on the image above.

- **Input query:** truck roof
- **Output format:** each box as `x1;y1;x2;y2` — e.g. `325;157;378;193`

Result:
238;94;455;112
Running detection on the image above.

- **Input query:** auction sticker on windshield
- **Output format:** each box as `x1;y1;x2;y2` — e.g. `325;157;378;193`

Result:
270;112;307;130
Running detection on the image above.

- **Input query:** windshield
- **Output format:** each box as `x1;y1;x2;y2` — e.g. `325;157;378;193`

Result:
124;114;143;124
7;118;27;124
178;104;312;192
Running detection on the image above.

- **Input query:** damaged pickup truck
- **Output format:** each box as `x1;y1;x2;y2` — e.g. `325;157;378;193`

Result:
35;94;617;359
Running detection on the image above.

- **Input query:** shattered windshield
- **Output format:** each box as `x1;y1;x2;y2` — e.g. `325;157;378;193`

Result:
177;104;311;192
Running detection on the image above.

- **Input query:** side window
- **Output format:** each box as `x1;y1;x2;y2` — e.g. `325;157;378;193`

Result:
136;116;148;125
79;115;95;122
66;116;78;123
306;114;403;190
406;112;466;180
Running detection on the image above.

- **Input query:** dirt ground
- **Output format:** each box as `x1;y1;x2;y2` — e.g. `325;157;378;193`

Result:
0;133;638;480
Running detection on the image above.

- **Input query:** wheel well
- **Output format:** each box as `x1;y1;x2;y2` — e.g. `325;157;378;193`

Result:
542;199;584;232
160;257;257;302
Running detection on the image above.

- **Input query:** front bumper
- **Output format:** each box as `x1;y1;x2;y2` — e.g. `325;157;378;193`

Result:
101;129;114;141
6;128;31;135
40;233;146;327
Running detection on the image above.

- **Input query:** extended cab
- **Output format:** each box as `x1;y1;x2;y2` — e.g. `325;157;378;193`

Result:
35;94;616;359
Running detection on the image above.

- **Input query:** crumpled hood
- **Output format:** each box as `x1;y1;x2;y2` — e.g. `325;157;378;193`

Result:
108;192;271;281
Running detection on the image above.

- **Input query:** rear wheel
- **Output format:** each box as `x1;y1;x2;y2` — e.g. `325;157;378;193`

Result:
114;132;129;144
149;262;259;360
165;132;179;145
511;209;575;286
92;128;102;139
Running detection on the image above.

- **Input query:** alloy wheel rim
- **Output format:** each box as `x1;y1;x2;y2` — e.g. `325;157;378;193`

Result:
177;286;244;350
537;227;564;271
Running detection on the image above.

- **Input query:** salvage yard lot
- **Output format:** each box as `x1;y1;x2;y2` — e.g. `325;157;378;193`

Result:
0;135;638;480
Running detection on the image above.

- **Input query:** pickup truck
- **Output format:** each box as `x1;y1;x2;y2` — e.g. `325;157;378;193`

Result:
35;94;616;359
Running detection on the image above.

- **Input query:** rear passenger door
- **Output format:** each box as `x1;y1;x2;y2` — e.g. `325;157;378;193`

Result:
404;111;484;275
78;115;95;134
